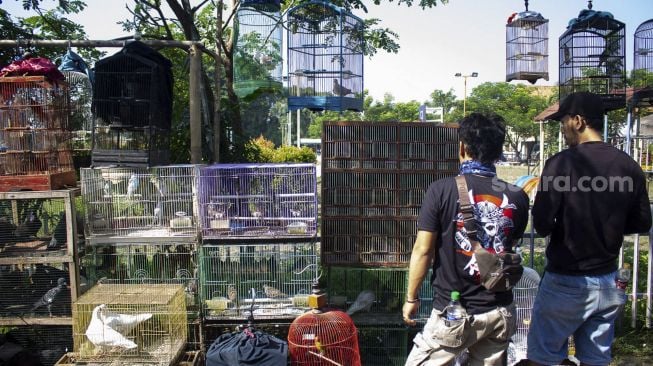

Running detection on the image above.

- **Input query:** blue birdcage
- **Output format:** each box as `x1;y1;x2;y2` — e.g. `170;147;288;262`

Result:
233;0;283;99
506;1;549;84
558;1;626;111
287;0;364;112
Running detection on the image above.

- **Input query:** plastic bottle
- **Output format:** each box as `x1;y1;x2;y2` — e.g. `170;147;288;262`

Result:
616;265;631;291
445;291;467;326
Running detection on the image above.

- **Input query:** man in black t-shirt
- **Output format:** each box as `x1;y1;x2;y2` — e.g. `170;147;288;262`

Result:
403;113;529;365
526;92;652;366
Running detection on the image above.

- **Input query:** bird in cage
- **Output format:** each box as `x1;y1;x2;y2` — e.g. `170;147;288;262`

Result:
227;285;238;303
47;211;67;250
126;174;139;199
14;210;42;241
103;180;112;197
563;44;571;65
150;175;168;197
153;202;162;226
31;277;68;317
263;284;287;299
346;290;375;316
86;304;152;350
333;79;353;97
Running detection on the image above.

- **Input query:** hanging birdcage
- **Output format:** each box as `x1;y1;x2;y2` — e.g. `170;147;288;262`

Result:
92;41;173;167
631;19;653;108
287;0;364;112
233;0;283;99
506;1;549;84
288;308;361;365
59;49;94;155
558;2;626;111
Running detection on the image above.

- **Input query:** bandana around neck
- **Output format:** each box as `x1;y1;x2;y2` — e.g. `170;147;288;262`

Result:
459;160;496;177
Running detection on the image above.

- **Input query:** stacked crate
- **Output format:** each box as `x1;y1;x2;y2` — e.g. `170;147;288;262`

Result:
0;76;76;191
78;165;201;361
0;189;81;365
321;122;459;362
196;163;319;347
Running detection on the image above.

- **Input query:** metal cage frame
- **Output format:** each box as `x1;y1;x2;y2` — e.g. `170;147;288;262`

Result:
506;10;549;83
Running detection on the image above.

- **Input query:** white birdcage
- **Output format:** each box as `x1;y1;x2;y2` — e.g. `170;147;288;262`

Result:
72;283;187;365
508;266;541;365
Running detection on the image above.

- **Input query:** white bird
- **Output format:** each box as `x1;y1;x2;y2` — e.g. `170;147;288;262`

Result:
126;174;139;198
150;176;167;197
346;290;375;315
85;304;152;350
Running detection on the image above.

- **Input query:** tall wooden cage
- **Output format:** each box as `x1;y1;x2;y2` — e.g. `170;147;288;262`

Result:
506;3;549;84
559;6;626;111
72;283;187;365
0;76;76;191
91;41;173;167
233;0;283;99
287;0;364;112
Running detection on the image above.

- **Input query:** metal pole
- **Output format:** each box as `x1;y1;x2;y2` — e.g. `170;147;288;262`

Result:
189;44;202;163
0;39;201;49
539;122;544;175
626;109;633;154
603;114;608;142
296;109;301;148
287;111;292;146
463;77;467;116
648;204;653;328
632;234;640;328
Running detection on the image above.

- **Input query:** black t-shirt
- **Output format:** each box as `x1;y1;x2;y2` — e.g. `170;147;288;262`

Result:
532;141;652;276
418;174;529;315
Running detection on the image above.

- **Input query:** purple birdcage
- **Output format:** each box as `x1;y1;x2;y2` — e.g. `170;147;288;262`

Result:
197;163;318;239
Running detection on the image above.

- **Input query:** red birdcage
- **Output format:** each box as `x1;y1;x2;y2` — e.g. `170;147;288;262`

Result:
288;307;361;365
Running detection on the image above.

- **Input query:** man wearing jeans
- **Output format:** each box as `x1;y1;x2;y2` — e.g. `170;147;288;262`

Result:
527;92;652;366
403;113;529;365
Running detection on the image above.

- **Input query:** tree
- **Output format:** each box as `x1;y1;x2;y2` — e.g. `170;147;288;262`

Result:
427;88;457;122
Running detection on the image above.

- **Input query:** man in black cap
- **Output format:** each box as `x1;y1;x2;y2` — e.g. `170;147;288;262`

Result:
526;92;652;366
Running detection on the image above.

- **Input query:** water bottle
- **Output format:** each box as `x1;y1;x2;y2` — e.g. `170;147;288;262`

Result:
616;266;631;291
445;291;467;326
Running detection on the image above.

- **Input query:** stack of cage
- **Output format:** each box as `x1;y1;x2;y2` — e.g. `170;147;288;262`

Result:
0;76;76;191
321;122;459;266
80;165;199;242
197;163;318;239
72;283;187;365
91;41;173;167
0;189;81;365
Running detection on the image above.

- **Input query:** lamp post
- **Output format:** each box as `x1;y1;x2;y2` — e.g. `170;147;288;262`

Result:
455;72;478;116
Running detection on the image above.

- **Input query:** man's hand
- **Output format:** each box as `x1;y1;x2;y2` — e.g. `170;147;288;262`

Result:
402;300;420;327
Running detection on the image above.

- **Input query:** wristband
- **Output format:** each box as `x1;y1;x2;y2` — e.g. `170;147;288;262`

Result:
406;298;420;304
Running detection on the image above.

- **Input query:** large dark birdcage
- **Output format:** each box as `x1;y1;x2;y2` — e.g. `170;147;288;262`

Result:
287;0;364;112
632;19;653;107
233;0;283;99
92;41;173;167
506;3;549;84
559;5;626;111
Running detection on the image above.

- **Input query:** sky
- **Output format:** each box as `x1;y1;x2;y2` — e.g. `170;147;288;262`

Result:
4;0;653;102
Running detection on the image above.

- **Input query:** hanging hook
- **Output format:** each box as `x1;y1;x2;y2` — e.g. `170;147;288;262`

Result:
524;0;529;12
588;0;593;10
67;40;72;52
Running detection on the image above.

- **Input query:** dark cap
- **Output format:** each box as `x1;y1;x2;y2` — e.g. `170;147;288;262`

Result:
546;92;605;121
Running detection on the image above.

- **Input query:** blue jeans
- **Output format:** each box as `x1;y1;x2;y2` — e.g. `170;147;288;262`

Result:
527;271;626;366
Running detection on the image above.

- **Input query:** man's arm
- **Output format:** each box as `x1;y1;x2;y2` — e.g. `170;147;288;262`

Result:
532;164;561;236
624;170;652;234
402;230;437;327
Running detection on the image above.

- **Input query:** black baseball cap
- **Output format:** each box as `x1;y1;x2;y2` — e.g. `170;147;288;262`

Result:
546;92;605;121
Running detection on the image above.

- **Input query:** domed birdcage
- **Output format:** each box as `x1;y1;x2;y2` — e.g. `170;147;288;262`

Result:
506;0;549;84
233;0;283;99
508;266;541;365
632;19;653;105
287;0;364;112
558;0;626;111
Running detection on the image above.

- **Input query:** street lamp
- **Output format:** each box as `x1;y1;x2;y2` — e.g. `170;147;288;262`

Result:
455;72;478;116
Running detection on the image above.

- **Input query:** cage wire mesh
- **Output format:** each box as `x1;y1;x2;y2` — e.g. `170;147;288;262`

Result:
357;325;416;366
0;190;78;257
287;0;364;112
634;19;653;89
199;242;319;320
325;267;407;323
0;76;76;191
288;309;361;366
72;283;187;365
233;0;283;99
0;262;74;319
321;122;459;267
558;7;626;111
80;165;199;239
198;163;318;239
4;325;73;366
506;10;549;84
62;70;93;152
91;41;173;167
507;266;541;365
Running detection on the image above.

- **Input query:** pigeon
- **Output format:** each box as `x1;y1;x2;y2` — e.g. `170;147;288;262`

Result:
14;211;41;241
31;277;68;317
126;174;139;198
85;304;150;349
333;78;353;96
263;284;287;299
47;211;67;249
346;290;375;315
227;285;238;302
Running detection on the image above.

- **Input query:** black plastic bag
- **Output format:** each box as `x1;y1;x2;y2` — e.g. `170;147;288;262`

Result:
206;328;288;366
